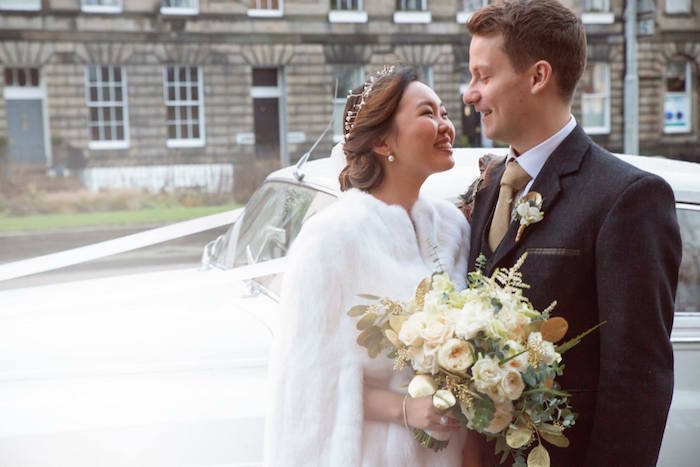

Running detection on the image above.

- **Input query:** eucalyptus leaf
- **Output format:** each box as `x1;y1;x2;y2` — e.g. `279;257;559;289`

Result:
389;315;408;333
527;444;550;467
358;293;380;300
356;312;378;330
540;430;570;448
357;326;382;347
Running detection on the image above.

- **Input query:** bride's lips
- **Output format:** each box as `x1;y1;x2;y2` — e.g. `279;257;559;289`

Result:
434;139;453;154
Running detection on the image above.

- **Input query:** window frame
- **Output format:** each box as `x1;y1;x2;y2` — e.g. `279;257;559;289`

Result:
0;0;41;11
664;61;692;134
163;65;206;148
84;65;131;151
248;0;283;18
581;0;614;24
81;0;123;14
160;0;199;16
665;0;692;14
329;0;367;23
394;0;431;23
456;0;488;24
581;62;611;135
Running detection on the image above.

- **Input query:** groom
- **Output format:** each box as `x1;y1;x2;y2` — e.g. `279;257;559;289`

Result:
461;1;682;466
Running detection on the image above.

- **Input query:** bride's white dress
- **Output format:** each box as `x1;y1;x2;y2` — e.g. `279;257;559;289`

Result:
264;188;470;467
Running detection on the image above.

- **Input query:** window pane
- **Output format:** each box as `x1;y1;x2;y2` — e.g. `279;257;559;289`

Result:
675;208;700;313
584;0;608;12
191;105;199;119
104;125;112;140
462;0;486;12
115;86;122;101
666;61;687;92
167;66;174;82
29;68;39;86
168;124;177;139
191;85;198;100
91;126;100;140
178;66;186;82
192;124;200;138
168;86;175;101
167;106;176;120
90;108;99;123
101;66;109;81
113;67;121;82
334;64;363;98
253;68;278;87
17;69;26;86
582;96;606;128
4;68;12;86
116;125;124;140
666;0;691;13
179;85;188;100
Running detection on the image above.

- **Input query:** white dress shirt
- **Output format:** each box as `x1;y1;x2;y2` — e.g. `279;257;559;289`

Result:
507;115;577;198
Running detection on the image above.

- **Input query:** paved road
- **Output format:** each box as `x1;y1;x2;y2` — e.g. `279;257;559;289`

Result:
0;225;229;291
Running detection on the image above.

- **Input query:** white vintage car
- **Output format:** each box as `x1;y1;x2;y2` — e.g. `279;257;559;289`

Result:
0;148;698;467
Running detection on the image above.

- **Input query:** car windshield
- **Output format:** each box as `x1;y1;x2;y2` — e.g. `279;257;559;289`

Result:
225;181;336;297
676;205;700;314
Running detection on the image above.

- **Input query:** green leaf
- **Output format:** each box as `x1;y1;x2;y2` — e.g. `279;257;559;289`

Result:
470;393;496;432
556;321;606;354
527;444;550;467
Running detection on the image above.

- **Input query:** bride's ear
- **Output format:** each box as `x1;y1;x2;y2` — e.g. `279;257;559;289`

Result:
372;137;392;158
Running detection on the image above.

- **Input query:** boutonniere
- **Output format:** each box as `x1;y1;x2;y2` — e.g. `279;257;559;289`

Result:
458;154;507;221
512;191;544;242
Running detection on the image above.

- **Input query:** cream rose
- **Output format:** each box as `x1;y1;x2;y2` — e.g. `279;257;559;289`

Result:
437;338;474;373
471;356;504;392
419;315;453;346
408;343;439;374
455;302;491;340
484;400;514;434
399;312;425;347
501;369;525;400
503;340;530;373
423;290;450;316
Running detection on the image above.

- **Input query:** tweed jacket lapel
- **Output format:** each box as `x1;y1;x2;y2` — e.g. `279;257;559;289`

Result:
486;125;591;274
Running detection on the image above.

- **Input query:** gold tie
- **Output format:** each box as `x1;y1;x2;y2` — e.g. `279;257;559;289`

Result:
488;160;531;251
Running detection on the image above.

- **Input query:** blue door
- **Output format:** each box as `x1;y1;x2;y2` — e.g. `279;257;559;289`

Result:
6;99;47;166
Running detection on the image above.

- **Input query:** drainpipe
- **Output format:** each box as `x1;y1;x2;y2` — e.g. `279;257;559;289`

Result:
624;0;640;154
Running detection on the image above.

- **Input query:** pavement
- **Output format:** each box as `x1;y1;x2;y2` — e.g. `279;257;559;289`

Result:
0;224;229;291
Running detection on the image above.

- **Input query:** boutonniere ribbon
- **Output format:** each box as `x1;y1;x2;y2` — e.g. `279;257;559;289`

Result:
512;191;544;242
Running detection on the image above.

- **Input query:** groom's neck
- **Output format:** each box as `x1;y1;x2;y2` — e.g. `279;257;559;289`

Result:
511;102;572;156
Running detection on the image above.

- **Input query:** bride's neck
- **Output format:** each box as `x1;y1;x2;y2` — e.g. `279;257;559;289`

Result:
369;173;424;213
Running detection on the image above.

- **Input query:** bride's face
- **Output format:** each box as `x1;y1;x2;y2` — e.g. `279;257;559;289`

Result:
387;81;456;178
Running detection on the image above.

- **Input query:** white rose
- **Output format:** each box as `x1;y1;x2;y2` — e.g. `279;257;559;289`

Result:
420;315;454;346
501;369;525;400
503;340;530;373
408;344;439;374
455;302;491;340
496;309;529;340
399;313;425;347
484;400;514;434
437;338;474;373
471;356;504;393
485;383;506;404
527;332;561;365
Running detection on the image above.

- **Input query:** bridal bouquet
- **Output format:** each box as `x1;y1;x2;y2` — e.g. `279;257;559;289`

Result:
348;253;603;467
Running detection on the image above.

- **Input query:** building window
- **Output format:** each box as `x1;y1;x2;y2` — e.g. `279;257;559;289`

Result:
161;0;198;15
0;0;41;11
394;0;431;23
250;67;288;166
397;0;426;11
85;65;130;150
81;0;122;13
163;65;205;147
581;62;610;135
4;67;40;87
457;0;488;23
582;0;614;24
333;65;364;142
665;0;691;14
664;61;692;134
248;0;283;17
329;0;367;23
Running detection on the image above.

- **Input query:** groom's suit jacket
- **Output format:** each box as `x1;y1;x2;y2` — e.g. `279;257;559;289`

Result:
467;125;682;467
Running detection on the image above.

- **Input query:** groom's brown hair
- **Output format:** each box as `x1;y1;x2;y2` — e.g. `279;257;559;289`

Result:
468;0;587;101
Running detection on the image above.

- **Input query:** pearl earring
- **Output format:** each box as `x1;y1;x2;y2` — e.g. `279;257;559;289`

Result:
387;154;395;162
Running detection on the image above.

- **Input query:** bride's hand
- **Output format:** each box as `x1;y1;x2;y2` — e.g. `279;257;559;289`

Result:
405;396;461;432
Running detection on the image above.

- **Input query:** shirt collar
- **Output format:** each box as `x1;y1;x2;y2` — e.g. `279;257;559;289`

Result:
507;115;577;180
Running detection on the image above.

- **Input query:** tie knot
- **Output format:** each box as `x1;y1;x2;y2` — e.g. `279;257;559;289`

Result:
500;160;531;192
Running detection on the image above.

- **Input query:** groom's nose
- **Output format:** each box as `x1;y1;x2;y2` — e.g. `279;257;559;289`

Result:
462;86;479;106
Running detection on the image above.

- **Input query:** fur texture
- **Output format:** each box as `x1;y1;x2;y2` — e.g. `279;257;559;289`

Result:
264;189;470;467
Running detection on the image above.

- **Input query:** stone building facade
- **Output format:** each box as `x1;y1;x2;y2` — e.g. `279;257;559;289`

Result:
0;0;697;200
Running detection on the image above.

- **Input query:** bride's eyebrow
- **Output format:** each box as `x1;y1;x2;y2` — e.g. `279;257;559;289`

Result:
416;100;443;109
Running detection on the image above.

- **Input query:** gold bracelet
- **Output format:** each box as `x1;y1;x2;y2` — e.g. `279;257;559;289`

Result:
402;394;410;430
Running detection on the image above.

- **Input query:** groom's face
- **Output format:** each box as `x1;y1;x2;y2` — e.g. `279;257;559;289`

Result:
463;33;533;146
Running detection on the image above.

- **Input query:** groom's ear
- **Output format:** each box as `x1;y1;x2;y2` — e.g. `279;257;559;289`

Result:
530;60;553;95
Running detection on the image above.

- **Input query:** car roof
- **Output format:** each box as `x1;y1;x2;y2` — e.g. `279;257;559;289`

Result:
269;147;700;205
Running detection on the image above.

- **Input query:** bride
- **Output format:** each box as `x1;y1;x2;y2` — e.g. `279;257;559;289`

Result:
264;66;477;466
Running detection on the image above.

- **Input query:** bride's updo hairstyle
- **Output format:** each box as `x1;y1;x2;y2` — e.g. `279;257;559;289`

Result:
339;66;417;192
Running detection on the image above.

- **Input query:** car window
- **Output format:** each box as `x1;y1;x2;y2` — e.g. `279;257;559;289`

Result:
220;181;335;297
675;206;700;314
